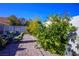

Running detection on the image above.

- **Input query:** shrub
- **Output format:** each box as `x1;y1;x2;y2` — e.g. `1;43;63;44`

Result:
34;15;76;55
13;32;24;43
27;20;41;35
0;37;7;50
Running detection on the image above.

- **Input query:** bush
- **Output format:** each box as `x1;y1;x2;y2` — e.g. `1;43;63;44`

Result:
27;20;41;35
13;32;24;43
33;15;77;55
0;37;7;50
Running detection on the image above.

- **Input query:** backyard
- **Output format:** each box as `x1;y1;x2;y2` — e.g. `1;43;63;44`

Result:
0;34;53;56
0;14;79;56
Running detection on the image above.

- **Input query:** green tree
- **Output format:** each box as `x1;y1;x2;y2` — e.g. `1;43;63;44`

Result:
8;15;17;25
8;15;24;26
33;15;77;55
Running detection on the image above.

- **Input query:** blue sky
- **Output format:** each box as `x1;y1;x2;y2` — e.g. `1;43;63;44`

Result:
0;3;79;21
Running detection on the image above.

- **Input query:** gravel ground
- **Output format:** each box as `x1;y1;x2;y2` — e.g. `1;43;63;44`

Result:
0;34;53;56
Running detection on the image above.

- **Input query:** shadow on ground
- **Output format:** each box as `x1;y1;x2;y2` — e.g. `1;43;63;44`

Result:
20;40;36;43
0;42;26;56
0;39;36;56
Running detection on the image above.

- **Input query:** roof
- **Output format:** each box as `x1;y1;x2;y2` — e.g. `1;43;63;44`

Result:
0;17;10;25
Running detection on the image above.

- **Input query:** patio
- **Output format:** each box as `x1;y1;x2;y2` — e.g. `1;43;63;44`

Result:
0;34;52;56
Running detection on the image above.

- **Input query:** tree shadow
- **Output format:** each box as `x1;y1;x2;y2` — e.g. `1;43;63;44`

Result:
0;42;26;56
0;39;36;56
20;40;36;43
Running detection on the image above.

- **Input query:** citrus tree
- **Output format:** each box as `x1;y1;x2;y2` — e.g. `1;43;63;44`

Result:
34;15;77;55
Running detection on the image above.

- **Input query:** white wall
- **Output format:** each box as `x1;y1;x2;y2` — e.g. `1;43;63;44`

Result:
4;26;26;33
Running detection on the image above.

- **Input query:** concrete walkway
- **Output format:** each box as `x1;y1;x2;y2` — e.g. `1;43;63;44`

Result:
0;34;52;56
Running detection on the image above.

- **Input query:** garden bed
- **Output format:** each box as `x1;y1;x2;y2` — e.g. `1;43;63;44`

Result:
0;31;24;50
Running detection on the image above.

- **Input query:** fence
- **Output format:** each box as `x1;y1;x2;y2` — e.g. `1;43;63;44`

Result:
4;26;26;33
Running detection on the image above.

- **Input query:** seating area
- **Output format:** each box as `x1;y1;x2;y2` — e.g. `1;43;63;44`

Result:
0;31;24;50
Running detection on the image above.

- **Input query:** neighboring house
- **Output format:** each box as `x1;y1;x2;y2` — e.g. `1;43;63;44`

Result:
0;17;10;33
0;17;26;34
70;16;79;36
44;20;52;27
44;17;53;27
66;16;79;56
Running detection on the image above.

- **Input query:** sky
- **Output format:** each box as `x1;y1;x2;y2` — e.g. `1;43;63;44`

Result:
0;3;79;21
